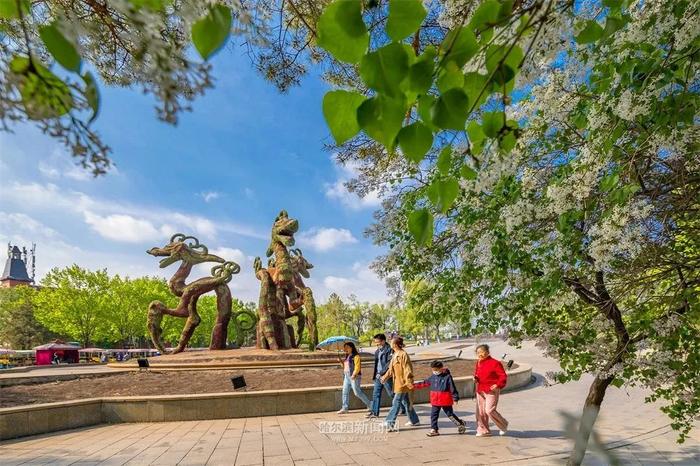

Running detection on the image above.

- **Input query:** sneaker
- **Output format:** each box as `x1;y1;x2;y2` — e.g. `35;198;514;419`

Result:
336;409;348;414
458;424;467;434
404;421;419;427
426;429;440;437
475;432;491;437
365;412;378;418
499;429;507;436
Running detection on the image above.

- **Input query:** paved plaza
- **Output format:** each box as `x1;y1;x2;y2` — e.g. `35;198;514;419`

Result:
1;340;699;465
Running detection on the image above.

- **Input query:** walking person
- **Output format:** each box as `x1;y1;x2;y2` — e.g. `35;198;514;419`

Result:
337;341;372;415
414;360;467;437
473;344;508;436
367;333;394;418
380;337;420;430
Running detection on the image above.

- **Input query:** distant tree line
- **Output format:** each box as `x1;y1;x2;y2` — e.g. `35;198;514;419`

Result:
0;265;256;349
0;266;467;350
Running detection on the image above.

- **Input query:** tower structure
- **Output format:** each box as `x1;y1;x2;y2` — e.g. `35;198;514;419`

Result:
0;243;35;288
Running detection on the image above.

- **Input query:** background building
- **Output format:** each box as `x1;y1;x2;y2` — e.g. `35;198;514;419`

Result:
0;243;35;288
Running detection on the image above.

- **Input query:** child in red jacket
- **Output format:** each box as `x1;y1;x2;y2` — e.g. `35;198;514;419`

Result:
473;344;508;436
414;361;467;437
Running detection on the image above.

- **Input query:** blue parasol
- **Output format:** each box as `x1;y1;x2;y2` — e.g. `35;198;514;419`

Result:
316;336;358;352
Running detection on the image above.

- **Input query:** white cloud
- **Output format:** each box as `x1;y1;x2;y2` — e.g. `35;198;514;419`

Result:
200;191;221;203
324;159;382;210
83;212;171;243
298;227;358;252
193;247;261;302
0;212;157;281
0;181;266;244
0;211;265;301
317;262;389;303
37;148;109;181
209;247;247;265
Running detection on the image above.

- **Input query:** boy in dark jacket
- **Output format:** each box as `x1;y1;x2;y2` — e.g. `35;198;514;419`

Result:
414;361;467;436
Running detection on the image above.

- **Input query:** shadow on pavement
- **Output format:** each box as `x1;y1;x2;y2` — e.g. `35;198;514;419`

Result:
506;429;566;439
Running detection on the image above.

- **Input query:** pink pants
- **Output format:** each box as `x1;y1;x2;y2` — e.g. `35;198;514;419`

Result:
476;390;508;434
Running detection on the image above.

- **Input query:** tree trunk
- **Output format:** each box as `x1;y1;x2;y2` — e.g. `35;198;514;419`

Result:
567;375;613;466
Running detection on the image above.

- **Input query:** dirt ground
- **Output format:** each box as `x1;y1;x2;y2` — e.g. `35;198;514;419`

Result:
0;359;500;408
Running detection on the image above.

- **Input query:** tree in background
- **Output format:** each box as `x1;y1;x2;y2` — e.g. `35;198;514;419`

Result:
316;293;349;340
365;303;396;339
34;265;112;347
188;295;257;348
0;284;52;349
108;276;176;348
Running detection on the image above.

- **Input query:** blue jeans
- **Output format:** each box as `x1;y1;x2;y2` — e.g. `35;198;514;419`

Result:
342;373;371;411
385;392;419;427
371;377;395;415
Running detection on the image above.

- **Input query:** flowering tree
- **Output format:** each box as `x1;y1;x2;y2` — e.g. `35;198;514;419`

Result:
0;0;263;174
310;0;699;464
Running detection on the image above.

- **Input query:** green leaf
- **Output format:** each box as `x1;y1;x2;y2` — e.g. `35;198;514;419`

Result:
463;72;490;110
440;27;477;68
430;88;469;130
481;111;503;138
9;55;30;74
611;378;624;388
12;58;73;120
429;177;460;213
360;42;409;98
467;120;485;154
499;132;517;153
408;46;436;94
575;21;603;44
498;0;515;20
317;0;368;64
322;90;365;145
610;183;639;203
39;23;81;73
600;173;619;192
82;72;100;124
417;95;438;131
469;0;500;32
557;212;572;233
408;208;433;245
191;4;232;60
357;96;405;147
0;0;28;18
386;0;426;41
485;44;523;85
437;61;464;92
602;16;627;39
398;122;433;163
517;14;532;35
426;182;439;205
437;146;451;174
130;0;171;11
460;165;477;180
437;177;460;213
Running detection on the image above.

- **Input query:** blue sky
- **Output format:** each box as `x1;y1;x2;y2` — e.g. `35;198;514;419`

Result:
0;45;389;303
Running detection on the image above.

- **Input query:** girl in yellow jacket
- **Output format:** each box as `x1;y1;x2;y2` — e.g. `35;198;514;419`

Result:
337;341;372;414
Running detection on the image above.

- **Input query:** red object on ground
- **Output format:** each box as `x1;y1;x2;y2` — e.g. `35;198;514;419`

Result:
34;342;81;365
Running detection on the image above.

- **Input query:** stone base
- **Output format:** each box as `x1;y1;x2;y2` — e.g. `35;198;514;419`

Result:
0;363;532;440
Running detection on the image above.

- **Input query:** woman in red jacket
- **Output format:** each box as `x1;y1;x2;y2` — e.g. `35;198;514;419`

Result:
473;344;509;436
